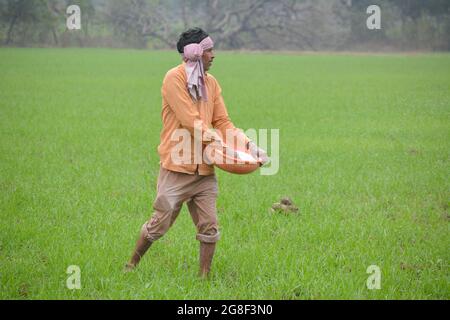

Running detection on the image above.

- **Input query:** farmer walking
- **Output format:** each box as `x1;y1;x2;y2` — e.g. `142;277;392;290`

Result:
125;28;268;277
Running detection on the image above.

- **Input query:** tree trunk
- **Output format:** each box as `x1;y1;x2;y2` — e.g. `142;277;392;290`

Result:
5;14;18;45
181;0;188;29
52;27;59;46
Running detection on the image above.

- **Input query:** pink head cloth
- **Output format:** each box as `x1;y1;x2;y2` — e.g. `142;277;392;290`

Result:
182;36;214;101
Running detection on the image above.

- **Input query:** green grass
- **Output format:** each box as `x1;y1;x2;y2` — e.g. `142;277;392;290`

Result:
0;48;449;299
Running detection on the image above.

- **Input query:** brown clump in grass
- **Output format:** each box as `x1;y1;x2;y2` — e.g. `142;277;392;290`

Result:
270;197;299;214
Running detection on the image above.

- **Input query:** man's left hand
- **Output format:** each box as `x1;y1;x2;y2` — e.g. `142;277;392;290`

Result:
247;141;270;166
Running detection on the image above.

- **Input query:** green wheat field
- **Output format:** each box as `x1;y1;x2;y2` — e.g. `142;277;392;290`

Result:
0;48;449;299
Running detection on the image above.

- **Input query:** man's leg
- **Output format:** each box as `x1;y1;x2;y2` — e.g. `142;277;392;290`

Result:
187;176;220;278
199;242;216;278
125;203;182;271
125;168;185;271
125;223;153;271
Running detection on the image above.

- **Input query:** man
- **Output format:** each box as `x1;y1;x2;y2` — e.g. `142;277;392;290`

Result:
125;28;268;277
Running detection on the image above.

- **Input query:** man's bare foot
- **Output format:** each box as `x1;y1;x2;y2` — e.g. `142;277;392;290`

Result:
123;263;136;273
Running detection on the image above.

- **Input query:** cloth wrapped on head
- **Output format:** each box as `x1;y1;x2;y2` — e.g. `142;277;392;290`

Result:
182;36;214;101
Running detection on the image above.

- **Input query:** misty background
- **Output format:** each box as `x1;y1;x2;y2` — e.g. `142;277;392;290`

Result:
0;0;449;51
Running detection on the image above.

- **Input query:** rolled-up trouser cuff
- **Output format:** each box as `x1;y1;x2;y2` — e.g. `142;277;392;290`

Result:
196;231;221;243
142;222;159;243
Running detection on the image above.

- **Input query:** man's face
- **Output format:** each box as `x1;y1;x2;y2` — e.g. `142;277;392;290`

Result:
202;48;215;71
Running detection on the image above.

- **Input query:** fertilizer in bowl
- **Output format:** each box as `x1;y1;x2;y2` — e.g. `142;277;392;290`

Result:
235;150;257;163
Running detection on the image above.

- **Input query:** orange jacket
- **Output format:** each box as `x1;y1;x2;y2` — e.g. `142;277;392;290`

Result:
158;63;247;175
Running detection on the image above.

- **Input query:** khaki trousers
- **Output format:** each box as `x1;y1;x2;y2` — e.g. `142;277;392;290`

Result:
142;166;220;243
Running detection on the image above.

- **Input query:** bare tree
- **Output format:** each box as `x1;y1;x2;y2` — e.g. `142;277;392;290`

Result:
174;0;349;51
105;0;179;48
3;0;39;45
0;0;448;51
